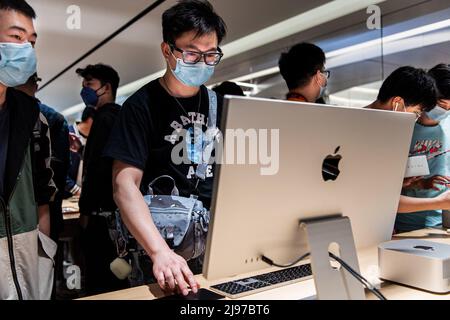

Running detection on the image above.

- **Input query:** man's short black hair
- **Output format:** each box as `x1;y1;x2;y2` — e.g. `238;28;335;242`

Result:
81;106;96;122
279;42;326;90
162;0;227;46
377;66;437;112
0;0;36;19
428;64;450;100
213;81;245;96
76;64;120;99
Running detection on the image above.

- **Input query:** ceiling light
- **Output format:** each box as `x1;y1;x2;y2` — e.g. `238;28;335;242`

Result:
62;0;385;117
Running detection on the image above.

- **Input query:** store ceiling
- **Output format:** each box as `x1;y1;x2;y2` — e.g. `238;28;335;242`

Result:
26;0;450;115
28;0;329;112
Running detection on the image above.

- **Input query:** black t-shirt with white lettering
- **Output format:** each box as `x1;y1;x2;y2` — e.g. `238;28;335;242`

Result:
104;79;222;209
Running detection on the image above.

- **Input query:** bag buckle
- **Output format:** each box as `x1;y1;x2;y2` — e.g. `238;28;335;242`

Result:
164;226;175;248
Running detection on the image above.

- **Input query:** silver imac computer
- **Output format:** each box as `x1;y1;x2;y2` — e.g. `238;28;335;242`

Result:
202;96;416;299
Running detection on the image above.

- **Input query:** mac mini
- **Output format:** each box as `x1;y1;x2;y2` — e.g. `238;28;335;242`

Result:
379;239;450;293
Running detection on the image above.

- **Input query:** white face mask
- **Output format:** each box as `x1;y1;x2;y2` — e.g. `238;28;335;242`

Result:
318;72;328;99
427;105;450;121
318;83;327;99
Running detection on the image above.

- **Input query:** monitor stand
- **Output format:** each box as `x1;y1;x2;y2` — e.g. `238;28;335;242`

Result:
300;215;365;300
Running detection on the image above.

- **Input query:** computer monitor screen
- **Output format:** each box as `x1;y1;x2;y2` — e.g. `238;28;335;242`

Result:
203;96;415;280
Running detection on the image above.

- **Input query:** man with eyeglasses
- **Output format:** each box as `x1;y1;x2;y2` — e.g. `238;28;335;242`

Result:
279;42;330;103
104;0;227;295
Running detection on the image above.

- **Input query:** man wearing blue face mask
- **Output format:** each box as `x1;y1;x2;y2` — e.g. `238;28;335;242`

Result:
0;0;56;299
399;64;450;232
104;0;227;295
75;64;127;295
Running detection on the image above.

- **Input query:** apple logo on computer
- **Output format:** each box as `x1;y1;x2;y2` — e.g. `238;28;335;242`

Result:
322;146;342;182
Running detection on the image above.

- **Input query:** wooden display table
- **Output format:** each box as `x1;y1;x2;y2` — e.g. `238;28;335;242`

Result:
81;228;450;300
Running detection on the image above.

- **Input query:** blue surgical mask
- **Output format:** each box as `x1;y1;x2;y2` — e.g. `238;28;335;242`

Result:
80;86;103;107
170;54;215;87
427;105;450;121
0;42;37;87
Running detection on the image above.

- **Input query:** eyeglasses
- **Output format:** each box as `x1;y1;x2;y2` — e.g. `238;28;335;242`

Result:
414;111;422;121
31;74;42;83
321;70;331;79
169;44;224;66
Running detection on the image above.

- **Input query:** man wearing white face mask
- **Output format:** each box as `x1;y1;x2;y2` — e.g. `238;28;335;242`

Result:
279;42;329;103
364;66;450;233
398;64;450;232
104;0;227;295
428;64;450;122
0;0;56;299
